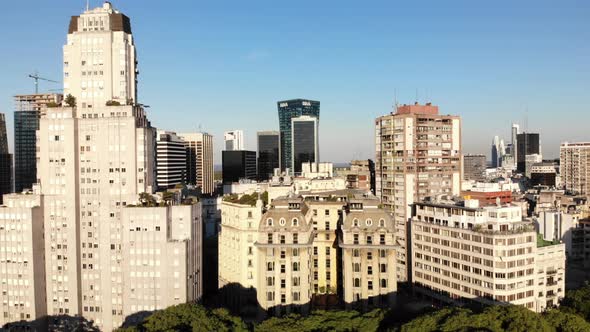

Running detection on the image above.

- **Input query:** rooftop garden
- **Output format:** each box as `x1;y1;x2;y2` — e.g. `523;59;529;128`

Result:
223;192;268;207
537;233;560;248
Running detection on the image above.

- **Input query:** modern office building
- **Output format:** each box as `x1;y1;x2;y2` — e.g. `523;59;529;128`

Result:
277;99;320;172
517;132;541;173
0;113;12;202
463;154;486;181
411;197;566;312
491;136;505;168
224;130;244;151
222;150;257;184
291;115;319;174
156;130;186;189
0;189;46;328
179;132;214;194
511;124;519;169
375;102;462;281
257;131;280;181
35;3;157;330
14;93;63;192
560;142;590;195
121;201;202;320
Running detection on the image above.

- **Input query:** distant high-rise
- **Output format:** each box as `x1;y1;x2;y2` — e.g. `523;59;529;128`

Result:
291;115;319;174
222;150;257;184
561;142;590;195
0;113;12;201
463;154;486;181
277;99;320;171
517;132;541;172
511;124;519;168
224;130;244;151
257;131;280;181
14;93;63;192
156;131;186;189
375;102;461;281
491;136;505;168
179;132;214;194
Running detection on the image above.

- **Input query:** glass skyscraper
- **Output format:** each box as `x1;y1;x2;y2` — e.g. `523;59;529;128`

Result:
291;116;319;174
277;99;319;171
257;131;280;181
14;94;63;192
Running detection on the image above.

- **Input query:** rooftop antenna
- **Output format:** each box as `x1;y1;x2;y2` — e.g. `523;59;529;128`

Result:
415;88;418;103
393;88;398;111
86;0;89;11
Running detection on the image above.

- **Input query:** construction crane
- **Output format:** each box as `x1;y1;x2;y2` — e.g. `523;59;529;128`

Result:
28;72;59;94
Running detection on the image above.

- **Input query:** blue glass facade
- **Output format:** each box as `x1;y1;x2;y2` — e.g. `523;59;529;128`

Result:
277;99;319;171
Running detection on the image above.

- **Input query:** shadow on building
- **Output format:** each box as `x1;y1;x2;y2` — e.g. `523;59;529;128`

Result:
2;315;99;332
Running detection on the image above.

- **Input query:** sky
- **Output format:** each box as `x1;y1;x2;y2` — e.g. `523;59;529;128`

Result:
0;0;588;164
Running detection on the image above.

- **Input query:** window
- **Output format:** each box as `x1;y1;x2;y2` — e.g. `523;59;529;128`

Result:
354;278;360;287
379;219;385;227
368;266;373;275
366;235;373;244
293;277;300;286
325;209;330;216
292;248;299;256
367;252;373;260
281;294;286;304
380;234;386;245
325;247;330;255
368;281;373;290
293;292;300;301
380;264;387;273
353;249;360;257
281;279;286;288
281;264;286;273
293;233;299;244
267;262;274;271
292;218;299;226
280;235;286;244
366;219;373;226
353;263;361;272
266;218;273;226
267;277;274;286
353;219;359;227
325;221;330;230
380;249;386;258
293;262;299;271
279;218;286;226
313;209;317;216
266;292;274;301
280;250;286;259
353;234;359;244
267;233;273;244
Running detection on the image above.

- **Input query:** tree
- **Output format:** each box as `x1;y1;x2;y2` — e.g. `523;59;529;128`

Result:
255;310;384;332
106;100;122;106
65;94;76;107
544;309;590;332
162;191;174;205
261;191;269;207
117;303;247;332
139;192;157;207
560;284;590;321
47;101;59;108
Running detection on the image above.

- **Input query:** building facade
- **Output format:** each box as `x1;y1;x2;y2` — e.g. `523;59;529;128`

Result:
463;154;486;181
222;150;257;184
291;116;319;174
14;94;63;193
257;131;280;181
560;142;590;195
224;130;244;151
411;198;565;312
35;3;158;330
517;132;541;173
277;99;320;172
375;102;462;281
156;131;186;189
179;132;214;194
0;190;46;327
530;162;557;187
121;202;202;320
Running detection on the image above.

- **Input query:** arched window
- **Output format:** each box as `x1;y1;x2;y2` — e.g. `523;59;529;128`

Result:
279;218;286;226
292;218;299;226
353;249;360;257
266;218;273;227
354;278;360;287
353;218;359;227
353;263;361;272
379;219;385;227
366;219;373;226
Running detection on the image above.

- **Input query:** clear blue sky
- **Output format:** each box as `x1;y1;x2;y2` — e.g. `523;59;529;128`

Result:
1;0;588;163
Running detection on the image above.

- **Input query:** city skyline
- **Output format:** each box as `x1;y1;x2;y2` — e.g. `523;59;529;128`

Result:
1;1;588;165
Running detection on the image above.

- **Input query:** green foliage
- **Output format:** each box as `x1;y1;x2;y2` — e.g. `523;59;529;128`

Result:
117;304;248;332
537;233;560;247
139;192;157;207
223;192;259;206
560;284;590;321
162;191;174;205
65;94;76;107
255;310;384;332
400;306;552;332
544;309;590;332
46;101;59;108
106;100;122;106
261;191;269;207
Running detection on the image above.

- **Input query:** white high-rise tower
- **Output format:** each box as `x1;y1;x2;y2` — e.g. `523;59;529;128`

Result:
38;2;156;330
63;1;137;107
